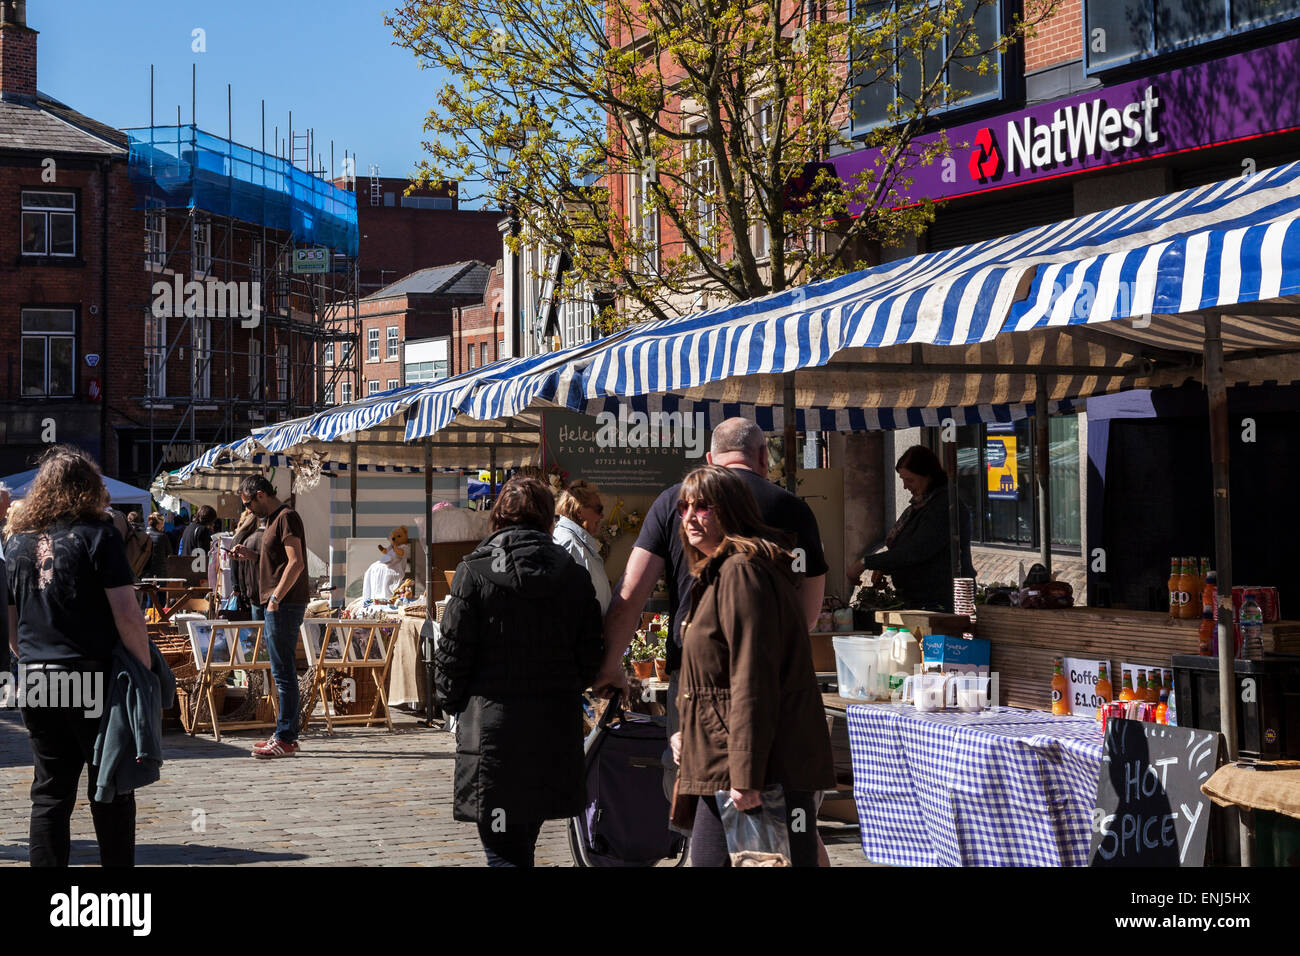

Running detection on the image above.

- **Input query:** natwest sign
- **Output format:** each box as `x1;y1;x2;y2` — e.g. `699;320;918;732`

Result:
1002;86;1160;177
833;36;1300;209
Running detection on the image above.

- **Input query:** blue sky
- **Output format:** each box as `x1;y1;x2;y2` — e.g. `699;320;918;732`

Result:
35;0;448;192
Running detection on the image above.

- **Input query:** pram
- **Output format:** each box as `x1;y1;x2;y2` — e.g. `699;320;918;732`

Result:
568;696;689;867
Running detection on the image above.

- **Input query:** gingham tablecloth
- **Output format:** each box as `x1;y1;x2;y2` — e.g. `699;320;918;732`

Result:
846;703;1104;866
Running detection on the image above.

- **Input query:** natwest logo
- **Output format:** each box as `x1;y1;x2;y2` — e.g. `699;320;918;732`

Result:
1004;85;1161;175
969;127;1001;182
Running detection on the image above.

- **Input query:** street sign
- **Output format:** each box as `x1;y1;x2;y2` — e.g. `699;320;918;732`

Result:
292;247;330;274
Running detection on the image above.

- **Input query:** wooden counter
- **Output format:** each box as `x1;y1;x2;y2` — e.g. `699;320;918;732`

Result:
976;605;1300;712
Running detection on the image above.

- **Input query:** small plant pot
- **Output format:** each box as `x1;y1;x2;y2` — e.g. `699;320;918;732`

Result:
632;660;655;680
654;658;668;681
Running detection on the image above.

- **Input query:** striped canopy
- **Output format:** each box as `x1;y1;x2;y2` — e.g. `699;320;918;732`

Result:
166;160;1300;488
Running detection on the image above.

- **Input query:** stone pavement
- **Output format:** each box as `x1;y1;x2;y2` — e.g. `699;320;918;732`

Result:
0;709;871;867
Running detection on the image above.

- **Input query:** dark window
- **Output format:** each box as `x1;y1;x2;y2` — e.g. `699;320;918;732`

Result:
21;191;77;257
852;0;1004;134
21;309;76;397
1084;0;1300;73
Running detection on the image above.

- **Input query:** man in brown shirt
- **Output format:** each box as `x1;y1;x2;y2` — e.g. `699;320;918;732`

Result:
231;475;308;758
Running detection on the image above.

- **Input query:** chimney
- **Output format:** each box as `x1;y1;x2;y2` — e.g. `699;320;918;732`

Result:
0;0;37;104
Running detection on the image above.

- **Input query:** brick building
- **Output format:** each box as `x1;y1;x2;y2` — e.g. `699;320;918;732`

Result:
0;0;145;478
337;174;503;297
339;260;491;399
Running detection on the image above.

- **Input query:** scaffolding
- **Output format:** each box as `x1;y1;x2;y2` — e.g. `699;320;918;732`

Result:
125;124;361;486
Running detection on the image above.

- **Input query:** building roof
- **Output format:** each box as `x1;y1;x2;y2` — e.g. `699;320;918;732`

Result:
0;89;127;156
365;261;491;300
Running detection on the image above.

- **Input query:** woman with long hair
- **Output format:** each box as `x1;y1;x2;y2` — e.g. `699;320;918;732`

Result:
848;444;976;611
670;465;834;867
4;445;151;867
436;476;603;866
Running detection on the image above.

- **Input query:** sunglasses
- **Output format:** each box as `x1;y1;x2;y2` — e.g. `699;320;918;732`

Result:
677;499;712;519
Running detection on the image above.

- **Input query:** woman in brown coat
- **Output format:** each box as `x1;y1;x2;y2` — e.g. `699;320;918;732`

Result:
670;465;835;867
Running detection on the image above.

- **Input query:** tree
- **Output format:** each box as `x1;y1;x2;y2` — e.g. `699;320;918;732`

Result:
388;0;1057;330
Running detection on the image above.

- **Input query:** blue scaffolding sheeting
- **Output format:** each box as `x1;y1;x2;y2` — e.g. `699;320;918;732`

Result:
126;125;359;257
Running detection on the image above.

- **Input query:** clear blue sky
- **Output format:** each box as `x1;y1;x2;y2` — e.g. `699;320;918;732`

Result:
35;0;450;193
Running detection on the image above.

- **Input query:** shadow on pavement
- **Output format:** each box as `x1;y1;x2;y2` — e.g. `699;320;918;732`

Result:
0;840;310;866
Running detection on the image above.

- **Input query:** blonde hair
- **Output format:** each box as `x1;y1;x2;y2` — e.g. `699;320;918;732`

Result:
555;480;601;523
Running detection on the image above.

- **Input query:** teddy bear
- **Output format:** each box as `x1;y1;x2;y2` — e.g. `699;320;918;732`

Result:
378;525;409;568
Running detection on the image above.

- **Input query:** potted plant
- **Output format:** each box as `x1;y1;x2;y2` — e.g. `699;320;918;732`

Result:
653;633;668;681
628;634;656;680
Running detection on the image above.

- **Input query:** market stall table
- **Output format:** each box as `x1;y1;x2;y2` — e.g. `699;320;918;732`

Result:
847;702;1103;866
136;582;212;623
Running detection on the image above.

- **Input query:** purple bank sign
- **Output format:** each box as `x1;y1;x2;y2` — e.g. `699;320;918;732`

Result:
834;36;1300;209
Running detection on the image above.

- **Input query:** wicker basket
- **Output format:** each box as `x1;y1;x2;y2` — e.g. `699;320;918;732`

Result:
176;683;227;733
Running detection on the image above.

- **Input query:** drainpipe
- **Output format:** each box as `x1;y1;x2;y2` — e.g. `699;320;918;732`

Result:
100;159;111;472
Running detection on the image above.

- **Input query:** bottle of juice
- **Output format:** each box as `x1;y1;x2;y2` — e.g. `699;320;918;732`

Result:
1179;559;1199;619
1198;570;1217;655
1095;663;1113;705
1155;689;1169;724
1147;668;1163;703
1136;668;1149;703
1118;670;1136;702
1168;557;1181;618
1051;659;1069;716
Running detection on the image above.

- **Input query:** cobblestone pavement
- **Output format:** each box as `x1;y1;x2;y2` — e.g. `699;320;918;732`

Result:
0;709;871;867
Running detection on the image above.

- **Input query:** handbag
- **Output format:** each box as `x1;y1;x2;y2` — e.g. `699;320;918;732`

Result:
217;592;250;621
669;776;698;831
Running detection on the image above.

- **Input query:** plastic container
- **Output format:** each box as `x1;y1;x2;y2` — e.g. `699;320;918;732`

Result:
832;636;878;700
1241;594;1264;659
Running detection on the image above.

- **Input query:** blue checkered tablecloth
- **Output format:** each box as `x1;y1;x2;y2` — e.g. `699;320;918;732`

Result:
846;703;1104;866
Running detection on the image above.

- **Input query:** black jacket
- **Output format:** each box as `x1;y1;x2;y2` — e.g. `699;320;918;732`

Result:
863;488;976;610
436;526;603;823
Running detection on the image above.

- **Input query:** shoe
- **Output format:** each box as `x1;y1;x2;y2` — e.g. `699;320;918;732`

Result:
251;737;300;759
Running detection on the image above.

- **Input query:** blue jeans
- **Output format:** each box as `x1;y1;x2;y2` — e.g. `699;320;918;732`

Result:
263;603;306;742
250;604;264;621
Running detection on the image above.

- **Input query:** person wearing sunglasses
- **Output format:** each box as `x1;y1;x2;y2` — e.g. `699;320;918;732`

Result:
551;480;611;613
669;465;834;867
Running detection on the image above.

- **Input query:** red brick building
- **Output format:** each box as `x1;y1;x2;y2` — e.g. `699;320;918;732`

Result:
336;174;503;297
452;264;506;373
0;0;146;480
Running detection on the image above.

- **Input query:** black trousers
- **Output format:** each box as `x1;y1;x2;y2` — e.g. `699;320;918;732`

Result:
476;818;544;867
21;702;136;867
690;790;820;868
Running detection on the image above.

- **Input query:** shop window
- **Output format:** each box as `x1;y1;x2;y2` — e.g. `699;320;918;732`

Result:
21;191;77;258
21;309;76;397
851;0;1004;135
1083;0;1300;73
954;415;1081;551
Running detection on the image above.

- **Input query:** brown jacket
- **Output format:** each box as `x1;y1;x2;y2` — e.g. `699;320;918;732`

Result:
675;541;835;796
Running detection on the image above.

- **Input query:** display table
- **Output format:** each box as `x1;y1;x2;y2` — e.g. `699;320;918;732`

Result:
846;702;1103;866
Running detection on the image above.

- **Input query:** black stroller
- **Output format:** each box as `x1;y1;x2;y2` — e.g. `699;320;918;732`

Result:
568;696;689;867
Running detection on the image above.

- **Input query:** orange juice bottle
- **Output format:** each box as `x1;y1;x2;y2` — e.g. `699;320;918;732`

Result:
1136;668;1149;701
1155;689;1169;724
1168;558;1181;618
1147;669;1163;703
1095;663;1113;704
1179;559;1199;619
1119;670;1136;702
1051;659;1069;716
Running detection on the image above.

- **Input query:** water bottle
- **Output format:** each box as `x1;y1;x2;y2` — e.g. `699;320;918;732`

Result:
1241;593;1264;659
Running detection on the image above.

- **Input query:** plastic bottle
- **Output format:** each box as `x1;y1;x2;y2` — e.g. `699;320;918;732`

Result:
1168;557;1181;618
1198;571;1217;656
1155;689;1169;725
1241;593;1264;659
1051;659;1069;716
1118;671;1136;702
1164;670;1177;726
1147;668;1163;704
1178;558;1199;619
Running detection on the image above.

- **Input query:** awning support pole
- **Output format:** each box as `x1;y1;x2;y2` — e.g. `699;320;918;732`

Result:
425;438;440;724
783;372;796;492
489;446;497;498
349;443;357;537
943;438;960;584
1204;311;1250;865
1036;376;1052;576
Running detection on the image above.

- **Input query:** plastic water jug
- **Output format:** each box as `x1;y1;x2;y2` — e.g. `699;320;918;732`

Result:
890;627;922;672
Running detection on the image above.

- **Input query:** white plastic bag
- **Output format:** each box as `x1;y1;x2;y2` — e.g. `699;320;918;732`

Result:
715;785;792;867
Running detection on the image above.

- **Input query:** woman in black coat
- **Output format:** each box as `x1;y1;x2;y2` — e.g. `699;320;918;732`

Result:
436;476;603;867
849;445;975;611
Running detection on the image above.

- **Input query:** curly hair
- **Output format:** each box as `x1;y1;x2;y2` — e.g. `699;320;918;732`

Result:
4;445;110;535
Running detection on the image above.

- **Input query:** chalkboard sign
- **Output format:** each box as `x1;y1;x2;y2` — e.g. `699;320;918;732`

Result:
1089;719;1222;867
541;409;697;495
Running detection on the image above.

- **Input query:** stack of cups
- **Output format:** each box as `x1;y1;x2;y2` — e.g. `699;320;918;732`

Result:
953;578;976;621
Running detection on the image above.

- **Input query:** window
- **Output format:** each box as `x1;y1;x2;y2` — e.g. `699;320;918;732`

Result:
851;0;1003;134
1084;0;1300;72
145;204;166;270
21;191;77;257
387;378;400;391
753;102;774;260
250;239;264;274
191;317;211;399
368;380;379;395
689;121;717;236
277;344;289;403
367;327;380;361
405;360;449;384
340;379;353;403
399;195;454;209
192;214;212;274
249;337;263;399
145;314;166;398
21;309;75;397
342;341;354;365
630;167;659;273
324;342;334;365
954;416;1081;551
387;326;399;359
323;381;335;404
468;343;476;369
498;338;505;361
